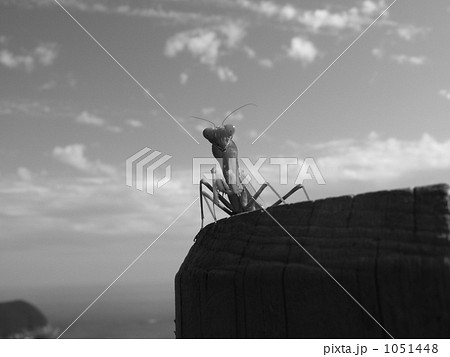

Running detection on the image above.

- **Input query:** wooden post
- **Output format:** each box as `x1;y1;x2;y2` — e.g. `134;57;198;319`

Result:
175;184;450;338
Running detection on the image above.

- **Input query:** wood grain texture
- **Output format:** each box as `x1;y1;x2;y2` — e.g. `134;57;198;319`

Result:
175;184;450;338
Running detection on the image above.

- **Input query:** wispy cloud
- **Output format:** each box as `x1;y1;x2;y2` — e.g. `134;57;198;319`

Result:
0;100;51;116
17;167;33;182
180;72;189;85
38;73;77;91
243;46;273;68
39;80;57;91
75;111;123;133
29;0;390;34
125;119;143;128
52;144;116;176
75;111;106;127
316;132;450;182
391;54;427;66
28;0;223;24
0;166;198;237
372;47;427;66
201;107;216;116
297;0;388;32
0;42;58;71
371;47;385;59
393;24;430;41
34;43;58;65
106;125;123;133
226;0;390;33
439;89;450;100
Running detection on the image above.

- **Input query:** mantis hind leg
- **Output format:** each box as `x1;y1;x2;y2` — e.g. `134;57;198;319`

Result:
243;183;310;211
270;184;310;206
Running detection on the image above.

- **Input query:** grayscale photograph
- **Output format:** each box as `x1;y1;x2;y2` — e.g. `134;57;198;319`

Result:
0;0;449;345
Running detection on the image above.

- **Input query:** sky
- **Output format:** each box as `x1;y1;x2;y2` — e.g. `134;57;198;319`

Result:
1;0;450;337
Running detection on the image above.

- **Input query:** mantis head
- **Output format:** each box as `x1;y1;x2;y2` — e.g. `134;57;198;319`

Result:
203;124;236;152
192;103;256;152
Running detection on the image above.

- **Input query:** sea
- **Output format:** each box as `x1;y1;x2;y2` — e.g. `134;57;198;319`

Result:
1;282;176;339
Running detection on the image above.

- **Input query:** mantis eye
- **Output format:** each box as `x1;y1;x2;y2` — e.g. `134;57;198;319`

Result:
203;127;215;141
223;124;235;137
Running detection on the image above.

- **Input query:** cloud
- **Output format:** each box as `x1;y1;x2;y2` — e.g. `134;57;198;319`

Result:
308;138;357;151
26;0;223;25
299;8;358;32
220;20;247;47
34;43;58;66
0;42;58;71
165;21;246;81
316;133;450;182
394;25;430;41
243;46;273;68
201;107;215;115
10;0;417;45
0;49;34;71
106;125;123;133
243;45;256;58
180;72;189;85
233;0;389;32
258;58;274;68
27;0;389;35
279;4;297;20
125;119;143;128
372;47;427;66
439;89;450;100
39;73;77;91
52;144;116;176
247;128;273;142
216;66;237;82
110;3;225;25
248;129;259;139
39;80;57;91
17;167;33;181
0;166;199;238
371;47;385;59
53;144;92;171
391;54;427;66
0;100;50;116
76;111;106;127
75;111;123;132
286;37;318;65
165;29;220;65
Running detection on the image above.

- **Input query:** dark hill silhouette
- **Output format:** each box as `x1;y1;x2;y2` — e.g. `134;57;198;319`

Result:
0;300;49;338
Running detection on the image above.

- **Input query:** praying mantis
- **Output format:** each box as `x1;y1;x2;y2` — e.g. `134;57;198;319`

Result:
195;104;310;228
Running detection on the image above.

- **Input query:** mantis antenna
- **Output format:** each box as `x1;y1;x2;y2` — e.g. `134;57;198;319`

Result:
190;116;217;127
222;103;257;126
